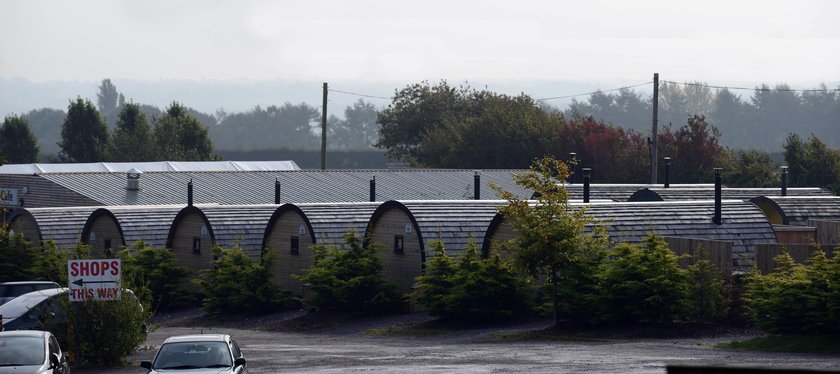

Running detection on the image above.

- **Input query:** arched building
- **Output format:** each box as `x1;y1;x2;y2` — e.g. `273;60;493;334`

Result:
80;205;184;257
365;200;505;293
6;206;98;250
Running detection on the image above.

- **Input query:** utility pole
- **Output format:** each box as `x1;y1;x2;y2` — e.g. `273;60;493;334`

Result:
650;73;659;184
321;82;328;170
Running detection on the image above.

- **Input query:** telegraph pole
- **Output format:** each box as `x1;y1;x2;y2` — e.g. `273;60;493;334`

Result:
650;73;659;184
321;82;328;170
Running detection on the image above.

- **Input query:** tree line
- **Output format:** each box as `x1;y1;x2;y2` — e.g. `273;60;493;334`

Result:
2;79;839;194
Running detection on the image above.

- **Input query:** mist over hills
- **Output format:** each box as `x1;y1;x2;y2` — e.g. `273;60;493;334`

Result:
0;78;608;119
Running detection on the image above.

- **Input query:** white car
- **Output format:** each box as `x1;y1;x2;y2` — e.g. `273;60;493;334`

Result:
0;330;70;374
0;281;60;306
141;334;247;373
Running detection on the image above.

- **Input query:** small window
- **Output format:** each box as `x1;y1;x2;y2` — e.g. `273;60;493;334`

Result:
193;237;201;254
290;236;300;255
394;235;404;254
104;239;113;257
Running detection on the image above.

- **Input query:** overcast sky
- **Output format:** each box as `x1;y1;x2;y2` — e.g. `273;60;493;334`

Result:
1;0;838;87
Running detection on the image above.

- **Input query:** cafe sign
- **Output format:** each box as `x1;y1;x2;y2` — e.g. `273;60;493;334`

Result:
0;188;19;206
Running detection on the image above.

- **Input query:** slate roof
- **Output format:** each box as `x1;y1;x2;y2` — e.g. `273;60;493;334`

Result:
188;204;279;255
483;199;778;270
381;200;506;256
288;202;382;248
628;187;832;202
749;196;840;226
83;205;187;248
9;206;99;249
3;169;532;207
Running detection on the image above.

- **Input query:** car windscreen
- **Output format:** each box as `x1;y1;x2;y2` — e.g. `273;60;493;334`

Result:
153;341;232;369
0;293;50;319
0;336;45;366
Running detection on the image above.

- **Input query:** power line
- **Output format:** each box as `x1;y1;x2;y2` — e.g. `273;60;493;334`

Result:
660;80;840;93
328;88;391;100
536;81;653;102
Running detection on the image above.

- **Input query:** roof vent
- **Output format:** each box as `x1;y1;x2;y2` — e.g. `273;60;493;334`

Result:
126;168;142;190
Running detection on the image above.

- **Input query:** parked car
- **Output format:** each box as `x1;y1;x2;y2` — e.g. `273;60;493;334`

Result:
0;281;61;306
141;334;247;373
0;288;67;332
0;330;70;374
0;288;144;333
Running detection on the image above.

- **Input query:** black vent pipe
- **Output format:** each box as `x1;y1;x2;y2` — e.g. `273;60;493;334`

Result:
582;168;591;203
187;179;194;207
369;176;376;202
663;157;671;188
713;168;722;225
567;152;577;184
474;171;480;200
781;166;788;196
275;178;281;204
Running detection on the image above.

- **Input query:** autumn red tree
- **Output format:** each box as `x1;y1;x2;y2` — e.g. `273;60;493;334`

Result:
557;116;648;183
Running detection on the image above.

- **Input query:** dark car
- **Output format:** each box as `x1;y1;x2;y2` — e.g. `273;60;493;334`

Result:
0;281;61;306
0;330;70;374
0;288;67;332
141;334;247;373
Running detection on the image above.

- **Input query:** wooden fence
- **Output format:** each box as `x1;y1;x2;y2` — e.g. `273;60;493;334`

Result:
754;243;836;273
809;219;840;246
664;237;732;276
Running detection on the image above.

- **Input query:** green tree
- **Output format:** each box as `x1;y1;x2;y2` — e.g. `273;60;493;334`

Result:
154;102;217;161
0;115;40;163
745;251;840;335
784;133;840;193
413;240;530;323
686;253;729;324
112;102;155;161
97;78;121;128
118;242;192;310
59;97;110;162
328;99;379;150
492;155;608;327
296;232;400;313
23;108;65;159
722;148;779;187
0;224;41;282
597;234;690;324
197;245;298;313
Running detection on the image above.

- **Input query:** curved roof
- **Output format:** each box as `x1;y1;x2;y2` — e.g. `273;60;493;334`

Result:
628;187;831;202
8;206;99;248
366;200;506;257
749;196;840;226
483;200;777;266
288;202;382;248
562;183;715;202
81;205;185;248
172;204;279;254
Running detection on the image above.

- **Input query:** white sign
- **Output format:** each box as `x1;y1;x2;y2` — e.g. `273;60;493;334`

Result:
67;259;122;302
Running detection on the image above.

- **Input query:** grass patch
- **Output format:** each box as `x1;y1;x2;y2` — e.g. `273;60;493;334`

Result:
490;331;599;342
715;335;840;353
365;326;447;337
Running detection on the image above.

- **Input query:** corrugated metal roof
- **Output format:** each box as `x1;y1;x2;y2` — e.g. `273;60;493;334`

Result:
32;169;532;207
0;161;300;174
749;196;840;226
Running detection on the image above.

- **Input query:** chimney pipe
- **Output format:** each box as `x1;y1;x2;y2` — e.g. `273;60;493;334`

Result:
369;176;376;202
126;168;142;191
275;178;281;204
473;171;480;200
713;168;722;225
663;157;671;188
187;179;194;207
780;166;788;196
582;168;591;203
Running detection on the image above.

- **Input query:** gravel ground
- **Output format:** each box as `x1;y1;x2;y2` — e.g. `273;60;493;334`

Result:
73;309;840;374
